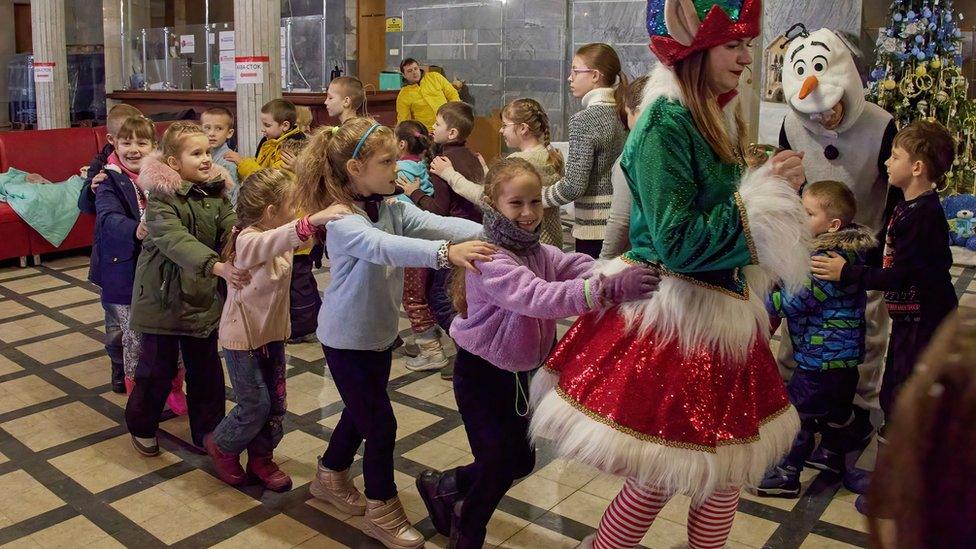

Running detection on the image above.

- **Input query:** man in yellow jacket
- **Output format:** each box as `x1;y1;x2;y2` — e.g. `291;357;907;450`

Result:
396;59;460;131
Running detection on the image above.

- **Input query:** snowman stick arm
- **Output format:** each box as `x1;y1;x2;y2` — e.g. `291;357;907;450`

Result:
778;121;792;150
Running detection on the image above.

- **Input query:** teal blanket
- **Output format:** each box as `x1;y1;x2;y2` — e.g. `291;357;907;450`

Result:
0;168;84;247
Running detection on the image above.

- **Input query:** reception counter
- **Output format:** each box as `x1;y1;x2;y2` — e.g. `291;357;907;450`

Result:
106;89;399;128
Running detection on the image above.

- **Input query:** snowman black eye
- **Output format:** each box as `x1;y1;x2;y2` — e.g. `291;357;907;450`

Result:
794;60;807;76
812;56;828;74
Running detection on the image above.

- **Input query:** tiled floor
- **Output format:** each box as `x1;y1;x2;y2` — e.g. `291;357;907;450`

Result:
0;251;972;548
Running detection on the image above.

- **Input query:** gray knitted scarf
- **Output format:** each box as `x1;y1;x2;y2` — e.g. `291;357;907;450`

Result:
480;200;541;256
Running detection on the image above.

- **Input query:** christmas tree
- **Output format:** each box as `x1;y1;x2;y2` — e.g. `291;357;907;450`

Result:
867;0;976;195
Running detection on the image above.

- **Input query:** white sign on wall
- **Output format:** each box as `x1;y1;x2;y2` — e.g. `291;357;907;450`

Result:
219;52;236;90
235;56;267;85
179;34;195;54
219;31;235;51
33;62;55;83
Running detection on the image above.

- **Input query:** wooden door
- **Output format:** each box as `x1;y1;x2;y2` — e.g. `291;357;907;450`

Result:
15;3;31;54
357;0;386;89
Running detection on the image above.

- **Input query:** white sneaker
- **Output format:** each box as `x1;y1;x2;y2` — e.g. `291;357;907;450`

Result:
405;349;450;371
405;338;449;371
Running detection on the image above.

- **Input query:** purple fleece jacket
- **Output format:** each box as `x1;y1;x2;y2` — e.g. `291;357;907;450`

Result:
450;244;595;372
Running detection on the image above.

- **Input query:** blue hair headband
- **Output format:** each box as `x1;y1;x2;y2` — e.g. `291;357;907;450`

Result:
352;123;381;159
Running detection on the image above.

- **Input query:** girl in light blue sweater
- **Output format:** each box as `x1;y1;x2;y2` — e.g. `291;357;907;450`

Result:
292;118;493;549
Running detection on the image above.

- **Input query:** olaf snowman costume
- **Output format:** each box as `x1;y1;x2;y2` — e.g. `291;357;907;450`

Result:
779;27;898;413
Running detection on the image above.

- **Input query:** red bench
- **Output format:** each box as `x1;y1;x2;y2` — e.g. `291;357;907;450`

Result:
0;122;171;266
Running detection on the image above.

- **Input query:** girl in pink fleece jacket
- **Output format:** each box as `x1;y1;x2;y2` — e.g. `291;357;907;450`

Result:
205;169;348;492
415;157;659;548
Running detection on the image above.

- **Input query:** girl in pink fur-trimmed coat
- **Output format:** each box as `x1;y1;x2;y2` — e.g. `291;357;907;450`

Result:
124;121;250;457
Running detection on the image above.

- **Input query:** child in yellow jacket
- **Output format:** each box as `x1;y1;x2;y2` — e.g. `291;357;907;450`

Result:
227;99;307;179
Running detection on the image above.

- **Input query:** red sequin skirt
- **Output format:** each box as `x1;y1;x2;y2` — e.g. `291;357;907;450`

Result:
545;308;790;450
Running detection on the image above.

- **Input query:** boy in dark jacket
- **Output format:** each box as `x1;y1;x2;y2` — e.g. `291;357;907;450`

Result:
82;104;142;393
402;101;484;222
811;121;958;514
759;180;876;498
79;104;143;214
399;101;484;375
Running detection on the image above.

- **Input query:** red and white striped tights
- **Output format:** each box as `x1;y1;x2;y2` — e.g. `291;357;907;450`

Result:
591;477;740;549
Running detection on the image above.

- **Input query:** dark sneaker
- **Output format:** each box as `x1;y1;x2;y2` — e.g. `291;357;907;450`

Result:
843;467;871;494
755;465;800;498
131;434;160;457
440;360;454;381
287;333;318;345
415;469;459;537
447;499;464;549
805;446;843;474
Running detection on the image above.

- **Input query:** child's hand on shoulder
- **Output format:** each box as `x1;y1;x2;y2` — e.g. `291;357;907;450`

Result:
280;150;297;171
135;221;149;241
309;204;353;226
223;150;242;164
398;175;421;196
810;251;846;282
90;171;108;191
429;156;454;176
448;241;497;273
213;261;252;289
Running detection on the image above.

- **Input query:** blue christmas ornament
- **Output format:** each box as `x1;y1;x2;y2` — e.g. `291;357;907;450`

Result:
956;54;964;64
916;34;925;43
954;28;962;37
894;12;903;21
929;22;937;30
917;51;927;60
906;10;916;20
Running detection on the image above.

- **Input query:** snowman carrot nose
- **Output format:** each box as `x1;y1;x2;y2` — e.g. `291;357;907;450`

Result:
798;76;819;100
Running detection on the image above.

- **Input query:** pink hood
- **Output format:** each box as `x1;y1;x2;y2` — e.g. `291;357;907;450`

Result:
137;153;234;196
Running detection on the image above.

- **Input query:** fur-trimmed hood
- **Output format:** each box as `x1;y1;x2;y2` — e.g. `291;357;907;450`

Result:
811;224;877;254
137;153;234;197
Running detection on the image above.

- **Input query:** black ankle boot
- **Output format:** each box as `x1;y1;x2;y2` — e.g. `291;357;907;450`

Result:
415;469;460;537
110;362;126;394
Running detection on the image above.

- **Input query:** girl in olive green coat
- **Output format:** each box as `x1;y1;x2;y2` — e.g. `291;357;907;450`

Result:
125;121;250;456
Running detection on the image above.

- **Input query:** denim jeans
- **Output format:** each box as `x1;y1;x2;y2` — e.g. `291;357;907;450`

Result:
212;342;288;455
101;303;124;372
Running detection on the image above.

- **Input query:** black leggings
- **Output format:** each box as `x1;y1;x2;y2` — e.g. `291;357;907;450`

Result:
450;348;536;545
320;345;398;500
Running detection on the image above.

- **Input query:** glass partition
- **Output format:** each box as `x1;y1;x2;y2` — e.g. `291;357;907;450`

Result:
119;2;344;91
282;15;327;92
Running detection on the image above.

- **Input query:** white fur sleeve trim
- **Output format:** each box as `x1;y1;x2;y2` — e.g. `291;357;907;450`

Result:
737;164;810;293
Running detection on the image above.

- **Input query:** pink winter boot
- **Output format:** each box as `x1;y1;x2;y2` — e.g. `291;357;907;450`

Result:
167;369;188;416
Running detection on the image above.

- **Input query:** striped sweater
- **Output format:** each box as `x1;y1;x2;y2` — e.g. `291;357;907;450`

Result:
542;87;627;241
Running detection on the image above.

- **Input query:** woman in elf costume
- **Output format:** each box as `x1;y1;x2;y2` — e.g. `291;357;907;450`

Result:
529;1;810;547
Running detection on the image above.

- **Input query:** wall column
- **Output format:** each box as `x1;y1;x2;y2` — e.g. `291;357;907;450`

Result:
234;0;281;156
30;0;70;129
